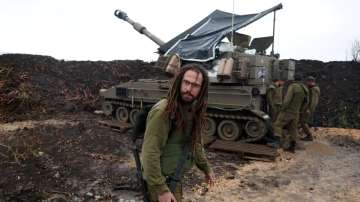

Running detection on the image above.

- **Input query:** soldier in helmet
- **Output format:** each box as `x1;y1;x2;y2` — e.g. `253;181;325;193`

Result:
299;76;321;141
270;74;309;152
266;78;285;121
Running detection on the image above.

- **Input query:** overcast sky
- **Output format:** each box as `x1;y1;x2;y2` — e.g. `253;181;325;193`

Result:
1;0;359;62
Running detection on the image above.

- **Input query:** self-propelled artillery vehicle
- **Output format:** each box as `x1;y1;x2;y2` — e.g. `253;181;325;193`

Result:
100;3;295;149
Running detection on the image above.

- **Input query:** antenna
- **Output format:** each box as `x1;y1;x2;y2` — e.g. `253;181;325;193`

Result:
271;10;277;56
231;0;235;47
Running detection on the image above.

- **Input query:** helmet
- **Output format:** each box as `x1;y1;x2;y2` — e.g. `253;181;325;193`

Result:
306;76;316;81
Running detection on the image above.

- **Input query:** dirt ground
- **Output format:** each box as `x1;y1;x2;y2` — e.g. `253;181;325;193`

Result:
1;112;359;201
0;112;140;201
184;127;360;202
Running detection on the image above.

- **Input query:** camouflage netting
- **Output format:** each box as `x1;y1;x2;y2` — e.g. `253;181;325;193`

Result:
0;54;359;128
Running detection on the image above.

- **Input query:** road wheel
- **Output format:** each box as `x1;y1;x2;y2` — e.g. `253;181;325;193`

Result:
115;106;129;122
217;120;240;141
202;117;217;145
102;102;113;116
129;108;141;125
244;119;267;138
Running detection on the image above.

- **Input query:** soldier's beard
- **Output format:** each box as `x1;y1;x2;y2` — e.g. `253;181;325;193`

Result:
181;92;196;103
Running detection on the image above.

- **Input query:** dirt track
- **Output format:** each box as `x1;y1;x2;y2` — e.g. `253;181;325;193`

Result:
1;114;359;201
184;128;360;202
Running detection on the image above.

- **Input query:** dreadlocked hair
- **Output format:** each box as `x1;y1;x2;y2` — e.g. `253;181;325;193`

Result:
165;63;209;149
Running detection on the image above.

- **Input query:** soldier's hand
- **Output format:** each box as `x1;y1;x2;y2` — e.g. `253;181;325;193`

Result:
159;191;177;202
205;171;215;187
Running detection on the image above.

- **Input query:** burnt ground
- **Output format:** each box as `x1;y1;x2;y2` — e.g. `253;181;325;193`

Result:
0;113;136;201
0;54;360;201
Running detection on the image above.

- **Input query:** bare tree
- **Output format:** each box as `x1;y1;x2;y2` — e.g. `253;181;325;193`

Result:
351;39;360;62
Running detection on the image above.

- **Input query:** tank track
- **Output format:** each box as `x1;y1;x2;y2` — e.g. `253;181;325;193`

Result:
206;109;267;143
106;99;268;143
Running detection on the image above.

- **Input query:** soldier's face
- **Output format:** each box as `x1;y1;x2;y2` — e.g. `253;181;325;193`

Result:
276;80;285;86
180;70;203;103
306;80;315;87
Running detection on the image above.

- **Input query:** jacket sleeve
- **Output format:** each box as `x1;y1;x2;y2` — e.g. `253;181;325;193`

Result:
310;87;320;112
141;106;171;196
194;136;211;175
281;84;294;111
266;87;276;108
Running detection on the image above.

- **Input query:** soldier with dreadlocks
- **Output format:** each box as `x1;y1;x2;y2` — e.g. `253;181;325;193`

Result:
141;63;214;202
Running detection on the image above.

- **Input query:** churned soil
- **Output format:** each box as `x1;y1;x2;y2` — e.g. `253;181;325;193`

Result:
1;116;359;201
184;128;360;202
0;113;138;201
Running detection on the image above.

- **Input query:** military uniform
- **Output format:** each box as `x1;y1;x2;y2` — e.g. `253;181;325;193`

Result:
266;83;283;121
273;81;308;146
300;85;320;137
141;99;211;202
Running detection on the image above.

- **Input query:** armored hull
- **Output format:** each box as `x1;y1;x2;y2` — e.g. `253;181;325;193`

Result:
101;76;270;144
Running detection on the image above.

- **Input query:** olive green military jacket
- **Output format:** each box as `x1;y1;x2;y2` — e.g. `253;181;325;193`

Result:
141;99;211;197
281;82;308;114
266;84;283;107
308;85;320;112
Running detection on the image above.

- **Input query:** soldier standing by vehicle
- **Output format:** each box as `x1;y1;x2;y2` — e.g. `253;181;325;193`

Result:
270;75;309;152
300;76;320;141
266;79;285;121
141;63;215;202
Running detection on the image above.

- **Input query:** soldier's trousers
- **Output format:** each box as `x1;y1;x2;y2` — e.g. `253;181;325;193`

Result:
270;105;281;122
148;182;182;202
273;112;299;142
299;112;313;136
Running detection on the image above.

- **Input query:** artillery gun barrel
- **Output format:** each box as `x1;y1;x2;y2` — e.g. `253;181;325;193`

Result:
114;10;165;46
272;3;283;11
